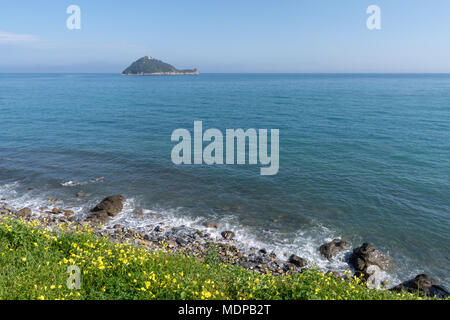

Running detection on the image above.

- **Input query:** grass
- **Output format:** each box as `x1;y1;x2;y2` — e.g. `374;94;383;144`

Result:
0;214;432;300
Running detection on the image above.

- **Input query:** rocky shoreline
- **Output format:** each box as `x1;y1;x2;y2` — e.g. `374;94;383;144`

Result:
1;194;449;299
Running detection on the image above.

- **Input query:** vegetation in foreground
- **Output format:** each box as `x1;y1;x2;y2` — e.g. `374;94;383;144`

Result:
0;214;433;300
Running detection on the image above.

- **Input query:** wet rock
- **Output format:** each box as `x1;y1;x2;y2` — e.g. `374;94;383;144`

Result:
154;226;164;232
52;208;61;214
48;198;58;203
90;195;124;217
349;243;395;273
96;176;105;181
176;238;188;246
136;211;143;216
319;239;349;259
221;231;234;240
195;230;204;237
205;222;219;229
76;192;86;197
288;254;307;268
16;207;32;217
259;249;267;255
391;274;450;298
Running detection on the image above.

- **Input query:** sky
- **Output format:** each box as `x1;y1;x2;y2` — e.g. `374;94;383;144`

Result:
0;0;449;73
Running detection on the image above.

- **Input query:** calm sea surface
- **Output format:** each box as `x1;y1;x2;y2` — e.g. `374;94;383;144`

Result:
0;73;449;286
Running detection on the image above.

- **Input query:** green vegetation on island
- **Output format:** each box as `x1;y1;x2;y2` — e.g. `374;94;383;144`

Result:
0;213;433;300
122;56;198;75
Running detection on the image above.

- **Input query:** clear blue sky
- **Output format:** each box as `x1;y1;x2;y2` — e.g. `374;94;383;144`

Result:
1;0;449;73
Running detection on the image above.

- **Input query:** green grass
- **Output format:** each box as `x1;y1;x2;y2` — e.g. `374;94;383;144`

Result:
0;214;430;300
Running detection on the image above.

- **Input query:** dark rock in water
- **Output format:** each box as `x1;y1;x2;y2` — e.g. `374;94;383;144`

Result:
288;254;307;268
16;207;32;217
349;243;395;273
221;231;234;240
76;192;86;197
319;239;349;259
154;226;164;232
90;195;124;217
205;222;219;229
259;249;267;255
391;274;450;298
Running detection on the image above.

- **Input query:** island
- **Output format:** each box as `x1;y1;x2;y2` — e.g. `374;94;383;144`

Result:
122;56;199;75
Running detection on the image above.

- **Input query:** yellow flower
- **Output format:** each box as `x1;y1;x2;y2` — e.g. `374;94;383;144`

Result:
22;257;27;262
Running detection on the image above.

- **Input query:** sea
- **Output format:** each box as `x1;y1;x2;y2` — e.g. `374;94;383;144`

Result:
0;73;449;287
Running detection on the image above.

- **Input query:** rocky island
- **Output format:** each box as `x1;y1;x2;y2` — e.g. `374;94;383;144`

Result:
122;56;199;75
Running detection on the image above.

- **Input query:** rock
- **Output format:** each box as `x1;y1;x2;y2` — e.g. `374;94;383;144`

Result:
48;197;58;203
136;211;143;216
259;249;267;254
221;231;234;240
391;274;450;298
63;211;74;217
76;192;86;197
166;241;178;248
319;239;349;259
349;243;395;273
96;176;105;181
205;222;219;229
52;208;61;214
86;211;110;224
90;195;124;217
288;254;307;268
16;207;32;217
154;226;164;232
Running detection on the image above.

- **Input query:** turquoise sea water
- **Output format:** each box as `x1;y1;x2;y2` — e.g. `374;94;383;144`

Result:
0;73;449;287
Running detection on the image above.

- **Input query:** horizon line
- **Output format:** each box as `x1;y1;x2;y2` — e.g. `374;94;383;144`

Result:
1;72;450;75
